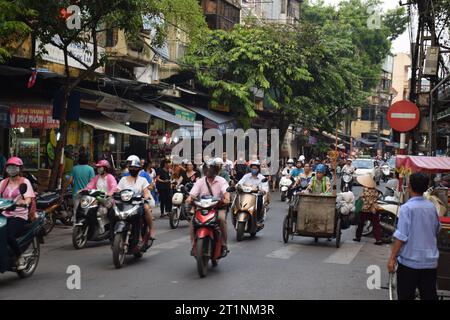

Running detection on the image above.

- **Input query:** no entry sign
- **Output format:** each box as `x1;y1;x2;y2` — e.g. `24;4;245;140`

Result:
387;100;420;132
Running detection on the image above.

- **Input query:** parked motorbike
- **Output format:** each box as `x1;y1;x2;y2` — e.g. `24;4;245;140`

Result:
72;189;112;249
340;173;353;192
229;179;269;242
191;195;228;278
169;182;194;229
0;183;45;278
279;175;293;202
111;190;153;268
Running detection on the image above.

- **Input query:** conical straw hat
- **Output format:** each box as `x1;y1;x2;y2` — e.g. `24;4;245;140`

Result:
356;174;376;188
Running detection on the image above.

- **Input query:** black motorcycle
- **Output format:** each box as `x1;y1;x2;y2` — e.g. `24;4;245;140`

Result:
111;190;153;268
72;189;112;249
340;172;353;192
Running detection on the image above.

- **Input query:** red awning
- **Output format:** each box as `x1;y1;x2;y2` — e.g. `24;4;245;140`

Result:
396;155;450;174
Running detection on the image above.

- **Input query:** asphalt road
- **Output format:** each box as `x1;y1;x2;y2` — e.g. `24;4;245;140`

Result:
0;184;394;300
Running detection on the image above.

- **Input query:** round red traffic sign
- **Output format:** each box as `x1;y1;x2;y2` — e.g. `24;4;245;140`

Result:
387;100;420;132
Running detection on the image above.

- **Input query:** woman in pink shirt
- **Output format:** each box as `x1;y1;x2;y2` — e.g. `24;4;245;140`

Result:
0;157;35;270
85;160;117;195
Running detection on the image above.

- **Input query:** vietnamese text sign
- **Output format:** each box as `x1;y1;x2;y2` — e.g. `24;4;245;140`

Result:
10;105;59;129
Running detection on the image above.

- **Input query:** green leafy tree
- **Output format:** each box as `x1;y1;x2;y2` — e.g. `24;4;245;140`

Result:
17;0;205;188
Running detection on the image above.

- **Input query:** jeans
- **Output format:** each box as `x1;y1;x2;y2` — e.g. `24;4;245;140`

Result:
5;216;27;257
397;262;438;300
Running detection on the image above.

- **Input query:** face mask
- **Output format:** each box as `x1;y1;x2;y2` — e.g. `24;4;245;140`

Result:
129;169;139;177
97;167;105;175
251;169;258;175
6;166;19;177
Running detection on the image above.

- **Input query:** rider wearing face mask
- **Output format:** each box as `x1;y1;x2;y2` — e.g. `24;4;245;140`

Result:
85;160;117;196
0;157;35;270
237;161;269;226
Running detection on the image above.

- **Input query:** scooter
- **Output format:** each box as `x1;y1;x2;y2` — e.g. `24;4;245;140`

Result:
0;183;45;278
279;175;293;202
191;195;228;278
340;172;353;192
110;190;153;268
381;163;391;183
169;182;194;229
72;189;112;249
229;179;269;241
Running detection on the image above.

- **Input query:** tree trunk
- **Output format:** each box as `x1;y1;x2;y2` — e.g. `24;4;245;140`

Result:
49;91;69;190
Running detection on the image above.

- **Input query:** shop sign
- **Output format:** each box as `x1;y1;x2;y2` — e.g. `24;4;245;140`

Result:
175;109;196;122
10;105;59;129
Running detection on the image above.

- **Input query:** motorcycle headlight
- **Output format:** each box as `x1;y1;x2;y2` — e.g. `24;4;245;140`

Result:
242;186;253;193
80;196;95;209
120;190;134;202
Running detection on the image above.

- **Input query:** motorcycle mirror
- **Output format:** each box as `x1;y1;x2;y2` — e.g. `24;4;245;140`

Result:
226;186;236;193
19;183;28;195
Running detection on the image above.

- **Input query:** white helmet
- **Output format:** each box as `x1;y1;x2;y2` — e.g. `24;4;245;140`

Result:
299;155;305;162
249;160;261;167
214;157;224;166
182;158;189;165
127;155;140;163
287;159;294;164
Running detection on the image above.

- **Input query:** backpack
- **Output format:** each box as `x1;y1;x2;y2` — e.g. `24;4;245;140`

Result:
0;177;37;221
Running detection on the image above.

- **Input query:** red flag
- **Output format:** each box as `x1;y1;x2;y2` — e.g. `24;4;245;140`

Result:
27;68;37;88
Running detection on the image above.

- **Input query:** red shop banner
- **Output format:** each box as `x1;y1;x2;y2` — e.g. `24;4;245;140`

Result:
10;105;59;129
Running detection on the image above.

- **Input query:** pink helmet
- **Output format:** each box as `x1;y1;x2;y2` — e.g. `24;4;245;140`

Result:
95;160;110;168
6;157;23;167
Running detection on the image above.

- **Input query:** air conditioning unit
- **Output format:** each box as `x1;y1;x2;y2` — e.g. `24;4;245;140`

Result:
423;46;439;76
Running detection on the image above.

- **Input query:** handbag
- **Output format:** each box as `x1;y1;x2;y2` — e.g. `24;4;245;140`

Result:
350;198;364;225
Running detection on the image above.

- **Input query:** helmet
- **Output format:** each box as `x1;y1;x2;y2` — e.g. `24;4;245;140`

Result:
214;157;224;166
346;158;353;162
182;158;189;165
205;159;220;175
249;160;261;167
95;160;110;168
299;155;305;162
287;159;294;164
126;155;140;163
6;157;23;167
316;164;327;173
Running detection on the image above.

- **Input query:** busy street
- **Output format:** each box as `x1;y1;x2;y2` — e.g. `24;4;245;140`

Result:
1;0;450;304
0;185;394;300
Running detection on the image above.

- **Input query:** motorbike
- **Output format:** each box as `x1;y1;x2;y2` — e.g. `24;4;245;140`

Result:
340;172;353;192
191;195;228;278
381;163;391;183
229;179;269;242
72;189;112;249
0;183;45;278
279;175;293;202
169;182;194;229
111;189;153;268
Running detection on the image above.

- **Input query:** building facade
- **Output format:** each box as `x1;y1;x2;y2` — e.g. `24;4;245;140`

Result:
241;0;301;24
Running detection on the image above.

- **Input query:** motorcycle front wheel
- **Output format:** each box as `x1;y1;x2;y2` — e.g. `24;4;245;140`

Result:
17;237;40;278
196;238;209;278
169;208;180;229
43;213;55;235
112;234;126;269
236;221;245;242
72;225;89;249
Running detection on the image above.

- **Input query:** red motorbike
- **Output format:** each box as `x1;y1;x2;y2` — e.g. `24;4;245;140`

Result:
191;195;227;278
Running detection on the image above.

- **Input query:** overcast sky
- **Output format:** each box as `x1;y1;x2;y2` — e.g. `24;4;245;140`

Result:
318;0;411;54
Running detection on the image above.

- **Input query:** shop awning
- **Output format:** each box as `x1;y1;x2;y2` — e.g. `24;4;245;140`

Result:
396;155;450;173
183;105;237;133
125;101;194;127
79;114;148;137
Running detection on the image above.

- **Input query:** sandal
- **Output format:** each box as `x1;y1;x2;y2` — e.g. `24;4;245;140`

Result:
374;241;383;246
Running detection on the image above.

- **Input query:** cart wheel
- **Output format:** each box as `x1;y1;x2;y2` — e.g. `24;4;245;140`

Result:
335;218;341;248
282;215;291;243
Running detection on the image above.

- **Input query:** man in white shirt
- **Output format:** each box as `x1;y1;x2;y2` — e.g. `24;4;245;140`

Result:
222;152;234;176
237;161;269;225
281;159;295;176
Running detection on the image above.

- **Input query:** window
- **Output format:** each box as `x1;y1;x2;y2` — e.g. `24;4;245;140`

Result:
361;106;376;121
281;0;287;14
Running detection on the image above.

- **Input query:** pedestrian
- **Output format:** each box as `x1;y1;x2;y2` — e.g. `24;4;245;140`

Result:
156;159;172;218
222;152;234;177
145;161;158;205
353;174;383;245
387;173;440;300
64;152;95;216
